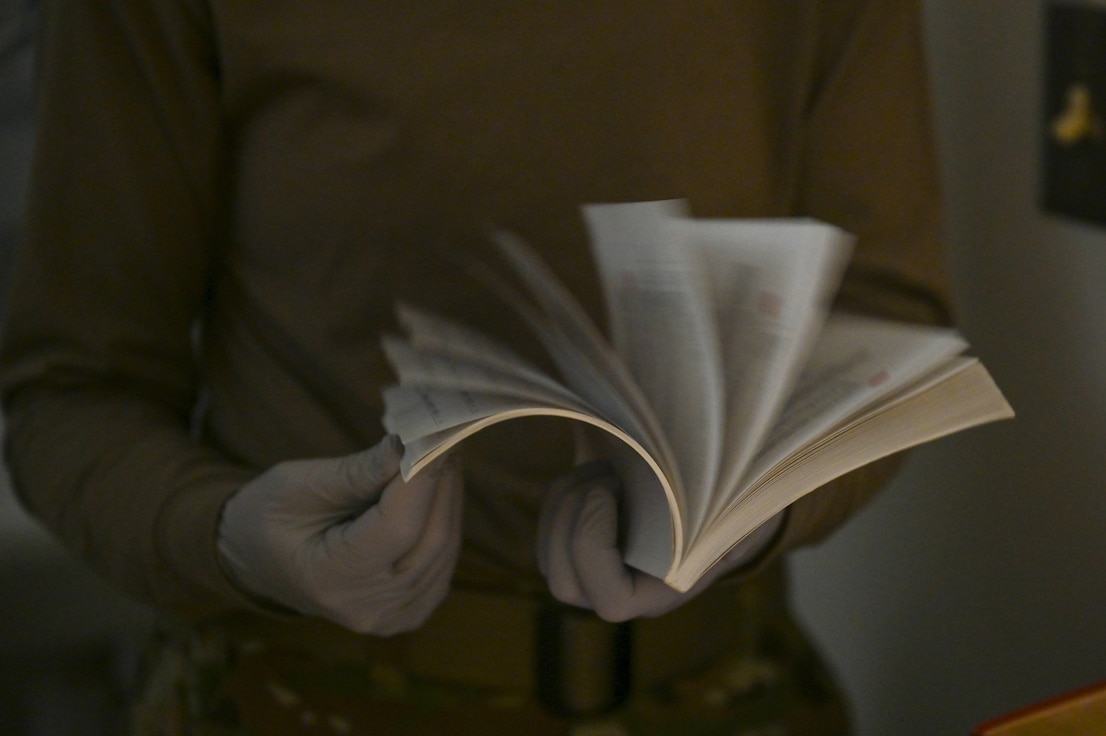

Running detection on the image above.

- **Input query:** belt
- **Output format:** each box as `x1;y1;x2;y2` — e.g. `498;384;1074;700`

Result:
215;571;785;717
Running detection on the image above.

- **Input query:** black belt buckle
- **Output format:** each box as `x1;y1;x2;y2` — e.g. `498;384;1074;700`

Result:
536;602;633;717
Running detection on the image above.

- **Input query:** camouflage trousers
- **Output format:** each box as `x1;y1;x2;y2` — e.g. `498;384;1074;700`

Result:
129;575;849;736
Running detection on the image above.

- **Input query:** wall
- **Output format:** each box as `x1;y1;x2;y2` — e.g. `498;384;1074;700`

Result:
790;2;1106;734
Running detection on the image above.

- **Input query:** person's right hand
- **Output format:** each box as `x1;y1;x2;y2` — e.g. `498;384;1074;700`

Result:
217;435;463;636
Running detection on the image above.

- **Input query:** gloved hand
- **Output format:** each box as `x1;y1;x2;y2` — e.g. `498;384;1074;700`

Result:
536;461;783;622
218;435;463;636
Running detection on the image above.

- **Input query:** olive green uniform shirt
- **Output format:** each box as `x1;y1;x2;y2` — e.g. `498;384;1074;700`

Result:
2;0;947;621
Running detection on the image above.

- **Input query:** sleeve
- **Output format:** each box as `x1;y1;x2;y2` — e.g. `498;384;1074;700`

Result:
803;0;951;327
0;0;258;618
740;0;952;572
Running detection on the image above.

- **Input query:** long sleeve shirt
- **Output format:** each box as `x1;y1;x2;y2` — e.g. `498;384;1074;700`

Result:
1;0;948;619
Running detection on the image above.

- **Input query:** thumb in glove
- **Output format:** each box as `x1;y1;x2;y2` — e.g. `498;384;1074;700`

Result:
537;461;783;622
218;435;463;636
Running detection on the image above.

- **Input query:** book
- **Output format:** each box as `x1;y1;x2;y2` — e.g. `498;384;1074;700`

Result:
380;200;1015;592
973;680;1106;735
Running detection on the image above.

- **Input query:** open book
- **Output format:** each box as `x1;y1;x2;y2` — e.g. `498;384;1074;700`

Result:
381;200;1014;592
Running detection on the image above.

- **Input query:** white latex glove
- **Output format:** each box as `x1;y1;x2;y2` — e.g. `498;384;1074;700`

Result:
218;435;463;636
536;461;783;622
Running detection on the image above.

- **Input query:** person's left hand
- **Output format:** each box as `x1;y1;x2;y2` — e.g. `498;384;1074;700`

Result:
536;461;784;621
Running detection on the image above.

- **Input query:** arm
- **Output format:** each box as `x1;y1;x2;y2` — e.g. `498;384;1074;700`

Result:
803;0;949;325
0;0;249;617
1;0;466;631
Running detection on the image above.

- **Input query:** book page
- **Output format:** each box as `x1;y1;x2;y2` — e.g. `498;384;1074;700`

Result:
382;385;682;573
382;308;593;463
384;234;690;575
690;219;852;530
490;229;688;557
489;231;674;465
583;200;724;538
669;358;1014;591
740;313;970;492
395;303;549;379
382;334;582;409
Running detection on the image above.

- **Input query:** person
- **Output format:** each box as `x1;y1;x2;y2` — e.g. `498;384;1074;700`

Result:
0;1;950;734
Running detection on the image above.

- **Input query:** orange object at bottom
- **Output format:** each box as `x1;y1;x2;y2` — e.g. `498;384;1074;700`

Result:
973;680;1106;736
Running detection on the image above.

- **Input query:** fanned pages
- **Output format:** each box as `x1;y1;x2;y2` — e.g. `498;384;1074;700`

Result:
381;201;1014;591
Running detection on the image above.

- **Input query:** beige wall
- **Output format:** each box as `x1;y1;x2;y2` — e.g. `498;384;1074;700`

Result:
791;2;1106;734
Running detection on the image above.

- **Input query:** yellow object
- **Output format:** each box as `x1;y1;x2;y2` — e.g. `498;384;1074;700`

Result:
1051;83;1103;145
